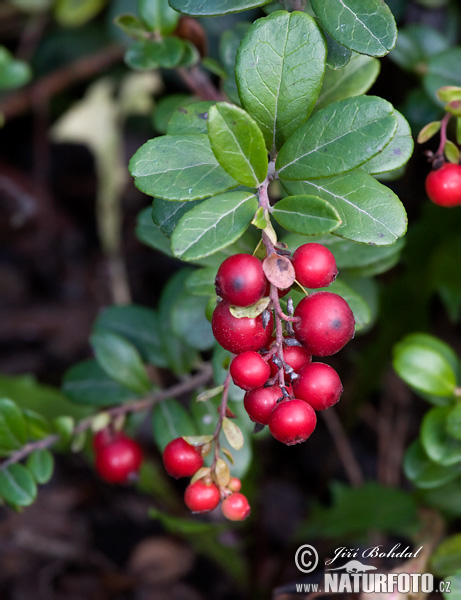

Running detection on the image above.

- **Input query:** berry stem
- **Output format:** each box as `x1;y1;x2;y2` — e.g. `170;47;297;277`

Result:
211;369;232;471
0;364;213;472
436;112;452;158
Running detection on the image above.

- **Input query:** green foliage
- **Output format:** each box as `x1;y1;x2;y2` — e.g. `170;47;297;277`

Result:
152;398;198;451
431;535;461;578
0;46;32;90
272;195;341;236
168;0;271;16
54;0;107;27
167;101;214;135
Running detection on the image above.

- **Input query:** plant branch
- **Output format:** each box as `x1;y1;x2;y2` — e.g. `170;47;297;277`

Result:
177;66;224;102
436;112;452;158
211;369;232;469
0;364;213;472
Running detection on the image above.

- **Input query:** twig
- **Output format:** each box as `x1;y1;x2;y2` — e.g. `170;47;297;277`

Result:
0;45;124;120
436;112;452;158
177;65;224;101
0;364;213;472
321;409;364;487
211;370;232;469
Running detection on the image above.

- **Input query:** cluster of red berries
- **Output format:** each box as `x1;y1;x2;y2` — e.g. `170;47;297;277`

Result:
93;429;143;483
212;243;355;445
426;162;461;207
162;437;250;520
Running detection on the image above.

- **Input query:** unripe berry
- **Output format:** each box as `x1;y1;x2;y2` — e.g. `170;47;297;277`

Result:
425;163;461;207
95;435;143;483
221;493;251;521
230;351;271;391
294;292;355;356
228;476;242;492
184;480;220;513
211;300;273;354
293;362;343;410
162;437;204;479
215;254;267;306
292;243;338;288
268;399;317;445
244;385;284;425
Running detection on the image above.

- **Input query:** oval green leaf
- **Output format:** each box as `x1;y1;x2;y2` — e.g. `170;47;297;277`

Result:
0;463;37;507
222;417;244;450
431;535;461;578
138;0;179;34
152;398;198;451
168;0;271;16
421;406;461;466
129;134;239;201
208;103;268;188
0;398;27;452
167;101;215;136
236;10;327;150
403;439;459;489
125;37;185;70
272;195;341;236
26;449;54;484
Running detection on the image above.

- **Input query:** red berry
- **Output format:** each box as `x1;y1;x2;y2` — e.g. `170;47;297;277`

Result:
93;428;117;452
228;476;242;492
293;362;343;411
292;243;338;288
184;480;220;513
425;163;461;207
270;341;312;380
215;254;267;307
162;437;204;479
211;300;273;354
294;292;355;356
221;493;251;521
230;351;271;391
244;385;284;425
268;399;317;445
95;435;143;483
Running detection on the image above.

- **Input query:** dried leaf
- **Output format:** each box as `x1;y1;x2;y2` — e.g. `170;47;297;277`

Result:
196;385;223;402
191;466;211;484
229;297;271;319
214;457;230;487
263;253;296;289
417;121;441;144
221;447;234;465
222;417;244;450
182;434;214;446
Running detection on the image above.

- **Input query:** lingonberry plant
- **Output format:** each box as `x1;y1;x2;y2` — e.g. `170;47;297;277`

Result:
0;0;413;528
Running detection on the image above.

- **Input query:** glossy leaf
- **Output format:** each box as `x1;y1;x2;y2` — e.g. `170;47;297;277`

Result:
152;398;198;451
219;22;251;105
136;208;174;257
23;410;50;441
273;195;341;235
236;10;327;150
0;464;37;507
171;191;258;260
446;404;461;441
152;94;195;134
0;398;27;452
167;101;215;136
417;120;441;144
282;171;407;246
396;333;459;375
277;96;397;181
0;46;32;90
393;340;457;398
94;304;167;367
54;0;106;27
316;54;380;112
431;535;461;578
324;30;352;70
138;0;179;34
422;407;461;466
444;571;461;599
311;0;397;57
424;49;461;105
362;111;413;176
170;294;214;351
208;103;268;188
403;439;459;489
26;449;54;484
125;37;185;70
168;0;271;16
185;267;217;296
63;360;139;406
114;15;147;39
129;135;239;201
152;199;200;239
90;331;151;394
390;24;450;73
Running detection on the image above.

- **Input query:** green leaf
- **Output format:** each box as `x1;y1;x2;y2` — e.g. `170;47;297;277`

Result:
63;360;139;406
422;407;461;466
393;340;457;398
282;171;407;246
444;571;461;599
324;30;352;70
129;135;239;201
26;449;54;484
54;0;106;27
311;0;397;57
170;294;215;351
417;121;441;144
167;101;215;136
168;0;271;16
424;49;461;106
185;267;217;296
236;10;327;150
0;398;27;452
152;199;202;239
152;94;195;134
297;481;419;540
171;191;258;261
219;22;251;105
361;111;414;176
138;0;179;34
432;535;461;578
90;331;151;394
23;410;50;441
125;37;185;70
52;416;75;449
208;103;268;188
277;96;397;181
403;439;459;489
114;15;148;39
445;140;460;163
212;345;244;402
272;195;341;236
396;333;459;375
0;464;37;507
390;24;449;73
135;207;174;257
94;304;167;368
315;54;380;112
446;404;461;441
222;417;244;450
152;398;198;451
0;46;32;90
421;480;461;517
